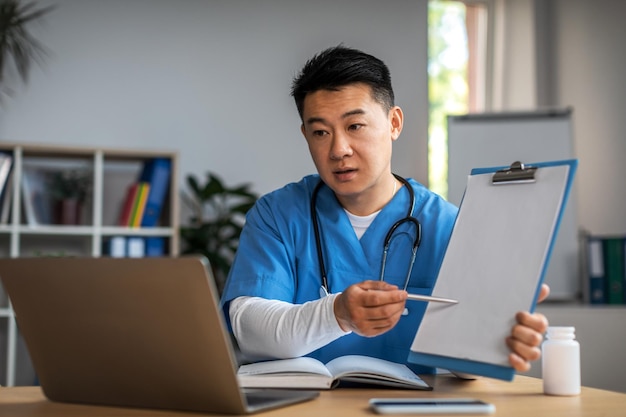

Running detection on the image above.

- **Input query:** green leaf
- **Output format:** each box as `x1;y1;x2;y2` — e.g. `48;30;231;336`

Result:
0;1;54;95
180;171;259;294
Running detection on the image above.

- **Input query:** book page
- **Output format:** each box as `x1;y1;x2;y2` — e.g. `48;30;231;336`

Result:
238;357;332;377
237;357;334;389
325;355;430;389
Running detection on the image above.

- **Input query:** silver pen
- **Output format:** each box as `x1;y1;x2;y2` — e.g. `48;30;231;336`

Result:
406;293;459;304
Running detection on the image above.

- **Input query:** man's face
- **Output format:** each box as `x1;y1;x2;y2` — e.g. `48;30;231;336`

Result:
300;83;403;214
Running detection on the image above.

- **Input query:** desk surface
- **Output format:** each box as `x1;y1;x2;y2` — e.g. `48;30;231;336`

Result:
1;375;625;416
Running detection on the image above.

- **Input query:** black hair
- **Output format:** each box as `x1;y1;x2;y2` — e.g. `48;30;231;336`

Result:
290;45;395;119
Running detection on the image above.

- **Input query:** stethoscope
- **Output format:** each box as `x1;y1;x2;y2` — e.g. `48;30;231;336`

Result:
311;174;422;299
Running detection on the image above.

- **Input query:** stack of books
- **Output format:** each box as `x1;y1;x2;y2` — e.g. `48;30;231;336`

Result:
111;158;171;258
118;182;151;227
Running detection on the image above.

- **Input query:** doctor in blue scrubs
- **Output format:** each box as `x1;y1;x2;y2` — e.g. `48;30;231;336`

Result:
221;45;548;375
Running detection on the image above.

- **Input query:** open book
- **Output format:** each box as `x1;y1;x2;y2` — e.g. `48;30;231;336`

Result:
237;355;431;390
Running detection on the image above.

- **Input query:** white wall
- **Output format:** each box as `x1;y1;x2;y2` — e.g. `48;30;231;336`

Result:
548;0;626;235
530;0;626;394
0;0;429;217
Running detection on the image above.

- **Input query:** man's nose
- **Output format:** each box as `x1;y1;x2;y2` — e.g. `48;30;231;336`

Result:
329;132;353;160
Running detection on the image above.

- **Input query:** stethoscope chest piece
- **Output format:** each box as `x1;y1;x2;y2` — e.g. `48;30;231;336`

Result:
319;286;330;298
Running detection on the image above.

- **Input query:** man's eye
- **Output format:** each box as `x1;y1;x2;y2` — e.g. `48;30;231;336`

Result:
312;130;327;137
348;124;363;131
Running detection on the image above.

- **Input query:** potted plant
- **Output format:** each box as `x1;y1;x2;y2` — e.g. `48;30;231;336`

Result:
0;1;55;98
180;172;258;293
48;168;91;225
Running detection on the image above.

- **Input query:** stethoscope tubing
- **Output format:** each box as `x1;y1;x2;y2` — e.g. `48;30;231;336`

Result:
311;174;421;295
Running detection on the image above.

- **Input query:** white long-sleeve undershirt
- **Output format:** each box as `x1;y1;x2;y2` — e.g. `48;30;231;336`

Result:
229;294;350;361
229;208;372;361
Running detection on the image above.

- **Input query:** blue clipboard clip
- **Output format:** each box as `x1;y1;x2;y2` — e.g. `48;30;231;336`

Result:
492;161;537;184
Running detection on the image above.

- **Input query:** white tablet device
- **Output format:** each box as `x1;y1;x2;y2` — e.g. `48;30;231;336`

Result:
369;398;495;414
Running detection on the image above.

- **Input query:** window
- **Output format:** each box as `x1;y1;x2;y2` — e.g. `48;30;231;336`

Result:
428;0;487;199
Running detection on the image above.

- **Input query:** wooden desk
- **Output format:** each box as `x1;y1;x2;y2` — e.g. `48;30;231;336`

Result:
1;375;625;416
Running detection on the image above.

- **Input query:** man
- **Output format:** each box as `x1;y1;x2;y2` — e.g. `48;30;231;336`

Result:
221;45;547;374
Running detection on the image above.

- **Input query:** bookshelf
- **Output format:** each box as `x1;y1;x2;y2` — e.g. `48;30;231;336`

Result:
0;142;179;387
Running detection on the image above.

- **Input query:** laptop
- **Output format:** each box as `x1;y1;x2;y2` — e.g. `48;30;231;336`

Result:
0;256;319;414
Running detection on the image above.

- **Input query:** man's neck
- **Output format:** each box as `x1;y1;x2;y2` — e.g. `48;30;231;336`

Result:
337;175;400;216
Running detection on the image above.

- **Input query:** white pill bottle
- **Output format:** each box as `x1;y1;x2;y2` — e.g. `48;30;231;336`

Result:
542;326;581;396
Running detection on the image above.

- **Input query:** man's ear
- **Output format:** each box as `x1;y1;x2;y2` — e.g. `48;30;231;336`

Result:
300;123;306;137
390;106;404;141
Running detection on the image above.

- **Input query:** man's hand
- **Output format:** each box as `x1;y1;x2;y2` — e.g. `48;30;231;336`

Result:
507;283;550;372
333;280;407;337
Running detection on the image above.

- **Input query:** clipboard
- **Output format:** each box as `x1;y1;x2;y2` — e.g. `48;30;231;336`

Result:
408;159;578;381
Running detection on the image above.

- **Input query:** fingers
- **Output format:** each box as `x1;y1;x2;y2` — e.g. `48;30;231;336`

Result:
507;311;549;372
516;311;549;336
507;285;550;371
508;351;533;373
333;281;407;337
506;337;541;372
537;284;550;303
358;280;402;294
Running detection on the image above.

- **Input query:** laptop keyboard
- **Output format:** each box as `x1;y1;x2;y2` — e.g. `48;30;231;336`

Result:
245;392;282;407
244;388;319;410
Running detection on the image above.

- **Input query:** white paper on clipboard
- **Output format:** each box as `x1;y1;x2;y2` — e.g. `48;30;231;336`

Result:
408;160;577;380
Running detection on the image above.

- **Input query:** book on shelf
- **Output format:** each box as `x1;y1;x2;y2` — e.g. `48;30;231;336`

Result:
144;237;165;257
0;168;14;225
21;167;54;226
603;237;625;304
585;236;607;304
106;236;127;258
129;182;150;227
0;153;12;196
237;355;431;390
118;183;140;226
0;153;13;225
138;158;171;227
127;237;145;258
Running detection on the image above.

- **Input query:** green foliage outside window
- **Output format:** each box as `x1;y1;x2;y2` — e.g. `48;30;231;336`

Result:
428;1;468;199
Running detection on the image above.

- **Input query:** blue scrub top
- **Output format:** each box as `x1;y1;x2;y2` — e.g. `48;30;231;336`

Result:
221;175;458;373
